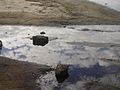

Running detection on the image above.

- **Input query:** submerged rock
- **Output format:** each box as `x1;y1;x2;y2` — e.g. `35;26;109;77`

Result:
68;27;75;29
105;3;108;5
55;64;69;83
5;32;7;34
81;28;90;31
0;40;3;49
33;35;48;46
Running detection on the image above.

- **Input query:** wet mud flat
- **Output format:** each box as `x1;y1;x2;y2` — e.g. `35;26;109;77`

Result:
0;56;52;90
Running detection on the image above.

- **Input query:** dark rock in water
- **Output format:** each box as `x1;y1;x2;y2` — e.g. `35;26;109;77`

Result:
30;37;33;40
40;31;46;35
33;35;48;46
81;28;90;31
55;64;69;83
92;29;103;32
5;32;7;34
105;3;108;5
0;40;3;49
68;27;75;29
0;40;3;54
63;25;66;28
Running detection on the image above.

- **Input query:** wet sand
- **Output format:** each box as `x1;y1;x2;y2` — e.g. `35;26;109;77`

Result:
0;56;52;90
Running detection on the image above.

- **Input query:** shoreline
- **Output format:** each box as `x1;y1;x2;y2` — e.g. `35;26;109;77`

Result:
0;56;52;90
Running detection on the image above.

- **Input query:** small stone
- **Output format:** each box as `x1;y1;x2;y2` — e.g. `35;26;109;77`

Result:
105;3;107;5
63;25;66;28
68;27;75;29
40;31;46;35
5;32;7;34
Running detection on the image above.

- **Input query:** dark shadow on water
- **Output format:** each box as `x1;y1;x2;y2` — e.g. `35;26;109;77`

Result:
54;63;120;90
0;48;2;55
67;42;120;47
97;47;110;51
67;63;120;84
55;71;69;83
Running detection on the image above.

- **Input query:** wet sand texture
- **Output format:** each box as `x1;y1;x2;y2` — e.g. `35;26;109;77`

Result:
0;0;120;25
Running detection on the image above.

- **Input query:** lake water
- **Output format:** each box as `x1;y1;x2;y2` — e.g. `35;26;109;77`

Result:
0;25;120;90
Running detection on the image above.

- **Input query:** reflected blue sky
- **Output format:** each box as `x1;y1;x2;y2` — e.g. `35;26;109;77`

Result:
67;63;120;84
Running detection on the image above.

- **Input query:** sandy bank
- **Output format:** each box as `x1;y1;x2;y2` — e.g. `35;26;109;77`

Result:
0;0;120;25
0;56;52;90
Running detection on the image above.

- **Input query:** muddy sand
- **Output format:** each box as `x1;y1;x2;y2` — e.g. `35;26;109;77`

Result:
0;56;52;90
0;0;120;25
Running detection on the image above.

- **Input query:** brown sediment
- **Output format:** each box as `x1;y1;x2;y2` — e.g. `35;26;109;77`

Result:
0;56;52;90
84;80;120;90
0;0;120;25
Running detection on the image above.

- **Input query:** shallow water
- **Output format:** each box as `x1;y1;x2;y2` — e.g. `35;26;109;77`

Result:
0;25;120;89
38;64;120;90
